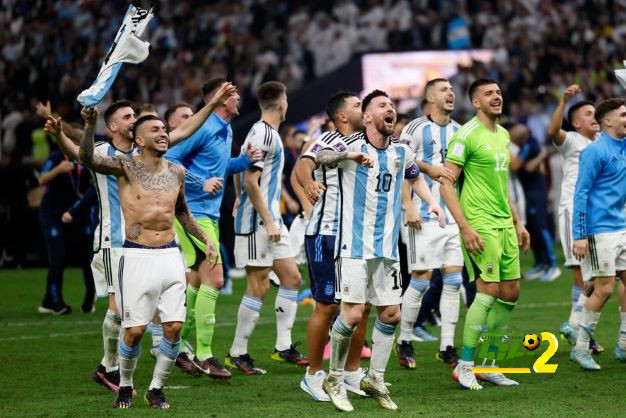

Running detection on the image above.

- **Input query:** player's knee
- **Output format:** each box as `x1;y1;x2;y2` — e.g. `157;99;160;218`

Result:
124;326;146;345
593;281;614;300
341;305;365;326
377;308;401;325
162;322;182;340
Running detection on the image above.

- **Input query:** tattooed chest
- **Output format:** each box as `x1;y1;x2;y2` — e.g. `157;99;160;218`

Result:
126;161;180;192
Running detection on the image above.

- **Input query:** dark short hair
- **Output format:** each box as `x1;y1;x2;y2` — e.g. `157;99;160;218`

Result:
135;102;158;116
468;78;499;100
201;77;227;98
420;97;429;112
424;78;449;96
164;102;192;128
594;98;625;124
567;100;594;123
104;100;133;125
362;89;389;112
132;115;165;141
320;119;334;133
326;91;359;121
257;81;287;110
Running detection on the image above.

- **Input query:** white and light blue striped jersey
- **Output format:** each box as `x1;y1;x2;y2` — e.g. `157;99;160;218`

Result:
91;140;137;251
400;116;460;224
235;120;284;235
301;130;347;236
338;131;420;261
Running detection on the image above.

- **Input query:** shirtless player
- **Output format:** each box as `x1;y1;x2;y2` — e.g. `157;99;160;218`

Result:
79;107;217;409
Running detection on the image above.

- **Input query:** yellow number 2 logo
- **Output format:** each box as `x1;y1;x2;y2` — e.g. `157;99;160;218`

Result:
533;332;558;373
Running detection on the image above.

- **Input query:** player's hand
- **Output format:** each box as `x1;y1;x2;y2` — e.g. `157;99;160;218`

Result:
44;115;62;136
562;84;581;103
208;82;237;108
303;180;325;204
307;116;325;137
81;107;98;126
515;222;530;253
232;197;239;218
35;100;52;119
429;166;456;183
267;222;281;243
203;177;223;194
205;241;219;271
61;211;73;223
56;160;74;173
246;143;263;163
429;204;446;228
573;239;588;261
348;152;374;168
405;206;423;230
460;225;484;255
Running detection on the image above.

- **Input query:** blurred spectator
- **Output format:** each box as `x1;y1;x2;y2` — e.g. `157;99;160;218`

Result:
37;151;92;315
508;123;560;282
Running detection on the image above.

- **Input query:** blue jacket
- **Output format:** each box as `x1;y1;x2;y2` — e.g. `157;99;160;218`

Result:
165;113;252;220
573;131;626;239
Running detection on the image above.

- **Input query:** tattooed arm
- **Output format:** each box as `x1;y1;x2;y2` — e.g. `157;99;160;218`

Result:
79;107;126;176
174;166;219;268
315;149;374;168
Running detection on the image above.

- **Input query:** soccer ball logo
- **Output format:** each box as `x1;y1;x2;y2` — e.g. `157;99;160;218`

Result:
523;334;540;351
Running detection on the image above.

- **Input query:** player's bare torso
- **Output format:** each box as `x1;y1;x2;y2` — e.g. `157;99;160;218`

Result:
116;156;184;247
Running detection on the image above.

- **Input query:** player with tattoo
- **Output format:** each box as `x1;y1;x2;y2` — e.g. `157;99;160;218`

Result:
79;107;218;409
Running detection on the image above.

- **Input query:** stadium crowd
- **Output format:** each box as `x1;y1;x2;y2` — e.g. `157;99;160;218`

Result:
2;0;624;269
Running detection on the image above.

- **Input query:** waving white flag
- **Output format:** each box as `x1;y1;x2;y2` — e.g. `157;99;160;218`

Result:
77;4;154;107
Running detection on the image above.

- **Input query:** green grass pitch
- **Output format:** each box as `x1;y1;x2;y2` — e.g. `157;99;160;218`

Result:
0;250;624;417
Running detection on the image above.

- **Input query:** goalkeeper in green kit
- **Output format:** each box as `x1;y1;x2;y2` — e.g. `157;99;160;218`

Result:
439;79;530;390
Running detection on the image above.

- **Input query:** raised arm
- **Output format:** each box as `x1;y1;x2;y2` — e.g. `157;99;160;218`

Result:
44;115;80;162
36;100;84;144
78;107;126;176
169;83;237;146
548;84;580;146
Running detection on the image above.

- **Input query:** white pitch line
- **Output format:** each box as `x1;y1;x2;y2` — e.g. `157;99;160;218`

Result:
0;317;309;342
2;300;569;329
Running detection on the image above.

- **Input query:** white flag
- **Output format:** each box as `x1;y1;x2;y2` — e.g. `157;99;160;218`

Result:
77;5;154;107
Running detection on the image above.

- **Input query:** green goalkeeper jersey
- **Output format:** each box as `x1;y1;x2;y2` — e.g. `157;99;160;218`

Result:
446;116;513;230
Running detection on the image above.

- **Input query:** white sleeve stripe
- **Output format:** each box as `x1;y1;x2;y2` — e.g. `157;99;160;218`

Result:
457;120;480;139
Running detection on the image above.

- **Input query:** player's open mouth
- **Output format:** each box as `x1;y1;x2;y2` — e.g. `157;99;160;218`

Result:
445;98;454;105
384;115;394;124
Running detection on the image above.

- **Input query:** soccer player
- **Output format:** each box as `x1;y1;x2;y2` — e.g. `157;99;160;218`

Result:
440;79;530;390
546;84;600;346
397;78;462;369
318;90;445;411
45;86;235;392
165;78;261;378
571;98;626;370
80;107;218;409
228;81;306;374
295;91;373;401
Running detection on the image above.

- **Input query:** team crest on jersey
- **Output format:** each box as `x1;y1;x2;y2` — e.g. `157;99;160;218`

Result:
486;263;494;274
343;285;350;295
394;158;402;172
325;284;334;295
124;308;131;321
